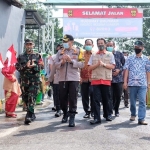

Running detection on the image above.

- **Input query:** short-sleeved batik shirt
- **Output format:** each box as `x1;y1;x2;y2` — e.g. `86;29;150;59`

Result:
124;54;150;86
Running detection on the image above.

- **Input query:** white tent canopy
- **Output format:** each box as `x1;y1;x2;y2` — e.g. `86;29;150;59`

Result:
43;0;150;5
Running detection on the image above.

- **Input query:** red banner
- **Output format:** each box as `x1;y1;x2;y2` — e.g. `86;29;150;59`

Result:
63;8;143;18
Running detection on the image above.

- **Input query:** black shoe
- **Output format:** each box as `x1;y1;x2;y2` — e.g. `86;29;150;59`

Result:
55;110;61;117
24;118;31;125
62;114;68;123
83;113;90;118
24;111;32;125
115;113;119;117
52;107;56;111
31;113;36;121
103;115;106;119
69;114;75;127
106;117;112;121
90;119;101;125
125;105;129;108
91;112;94;118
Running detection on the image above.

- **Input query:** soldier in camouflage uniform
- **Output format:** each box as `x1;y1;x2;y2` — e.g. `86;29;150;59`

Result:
15;39;43;125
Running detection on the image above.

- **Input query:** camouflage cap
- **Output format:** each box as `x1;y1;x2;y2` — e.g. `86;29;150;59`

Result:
25;39;34;44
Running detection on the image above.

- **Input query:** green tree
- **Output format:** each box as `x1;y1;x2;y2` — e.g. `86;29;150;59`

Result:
20;0;63;54
107;5;150;55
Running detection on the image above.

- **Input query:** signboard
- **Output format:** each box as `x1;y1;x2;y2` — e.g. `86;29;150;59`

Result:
63;8;143;18
63;8;143;38
43;0;150;4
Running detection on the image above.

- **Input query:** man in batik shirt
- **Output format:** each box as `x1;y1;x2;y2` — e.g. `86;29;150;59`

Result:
124;40;150;125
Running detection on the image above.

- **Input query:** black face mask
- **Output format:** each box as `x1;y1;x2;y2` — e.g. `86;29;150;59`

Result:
98;45;105;51
134;48;142;54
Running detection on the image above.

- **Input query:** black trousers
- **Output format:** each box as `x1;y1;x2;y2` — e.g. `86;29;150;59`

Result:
81;82;94;114
111;83;123;114
123;88;129;106
93;85;111;120
108;87;113;116
59;81;79;113
51;83;56;107
53;84;60;110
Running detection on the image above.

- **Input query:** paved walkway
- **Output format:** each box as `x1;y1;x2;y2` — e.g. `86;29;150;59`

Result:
0;98;150;150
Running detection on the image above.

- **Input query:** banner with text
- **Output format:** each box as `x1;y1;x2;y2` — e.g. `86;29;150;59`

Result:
63;8;143;38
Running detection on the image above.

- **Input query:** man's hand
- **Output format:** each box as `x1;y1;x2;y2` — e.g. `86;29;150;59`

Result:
113;69;120;76
99;60;105;66
60;54;67;64
61;59;66;65
97;60;104;67
62;54;67;60
26;60;31;67
123;82;128;90
65;55;72;63
11;75;16;82
46;81;50;86
26;60;36;68
96;60;100;66
38;59;44;66
80;78;82;84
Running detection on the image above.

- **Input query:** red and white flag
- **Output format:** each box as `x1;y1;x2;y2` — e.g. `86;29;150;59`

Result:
0;53;4;69
6;44;17;66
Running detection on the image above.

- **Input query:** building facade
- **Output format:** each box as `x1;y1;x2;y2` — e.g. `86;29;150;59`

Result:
0;0;25;98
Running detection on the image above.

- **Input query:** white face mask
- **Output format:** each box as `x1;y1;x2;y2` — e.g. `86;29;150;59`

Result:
124;56;128;60
63;43;69;49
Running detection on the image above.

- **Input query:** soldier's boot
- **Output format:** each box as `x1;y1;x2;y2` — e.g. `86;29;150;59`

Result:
55;110;61;117
31;109;36;121
62;111;68;123
69;113;75;127
31;113;36;121
24;111;32;125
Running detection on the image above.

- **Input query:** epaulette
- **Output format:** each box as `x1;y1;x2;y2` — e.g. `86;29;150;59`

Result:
72;46;78;54
72;47;79;55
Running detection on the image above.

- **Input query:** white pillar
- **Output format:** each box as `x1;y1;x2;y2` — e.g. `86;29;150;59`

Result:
52;22;54;54
21;24;25;53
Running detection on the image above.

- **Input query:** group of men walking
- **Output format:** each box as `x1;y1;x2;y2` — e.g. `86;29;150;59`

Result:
48;34;150;127
3;34;149;127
